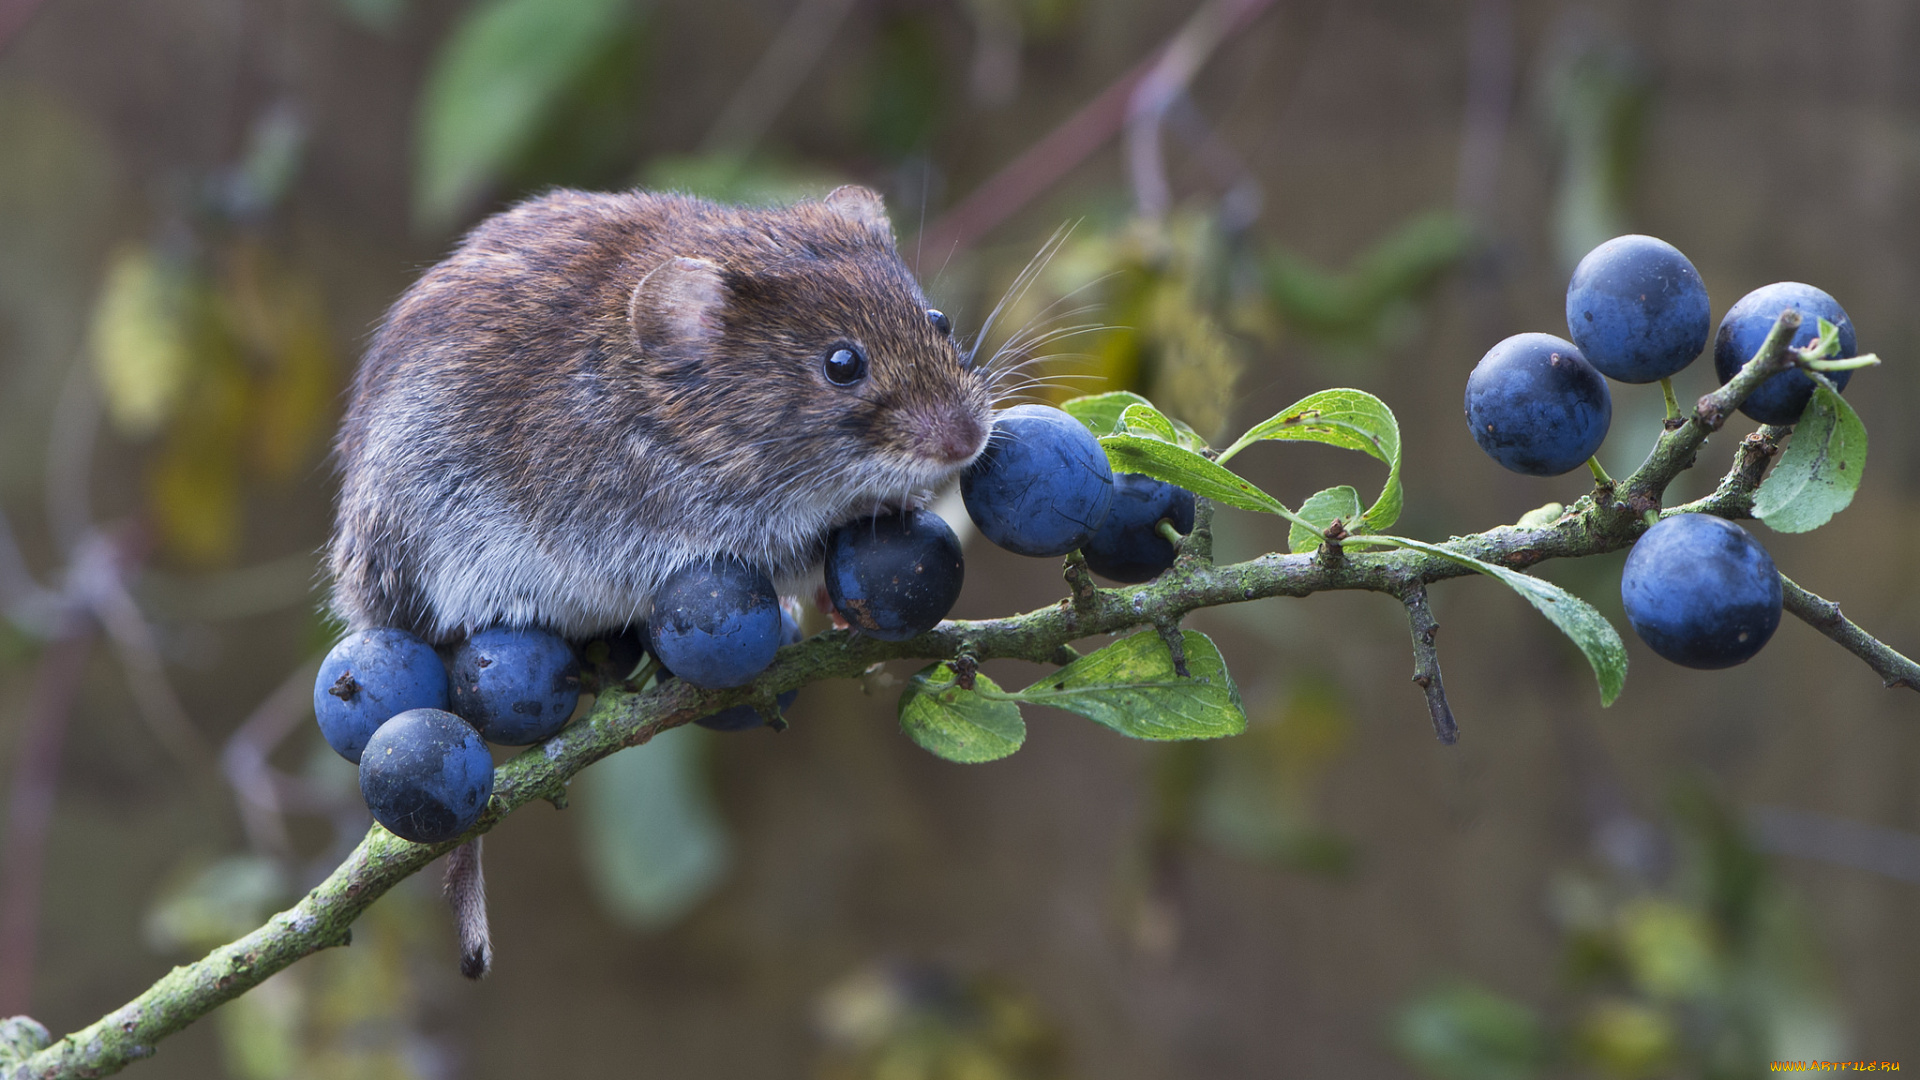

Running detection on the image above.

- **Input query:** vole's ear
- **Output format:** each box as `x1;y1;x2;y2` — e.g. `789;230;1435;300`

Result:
824;185;892;236
629;256;727;349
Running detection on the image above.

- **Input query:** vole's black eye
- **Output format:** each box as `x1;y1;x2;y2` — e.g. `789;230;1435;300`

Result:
823;344;867;386
927;309;952;336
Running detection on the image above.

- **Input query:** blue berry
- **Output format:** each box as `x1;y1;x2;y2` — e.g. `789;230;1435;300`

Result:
962;403;1114;557
1082;474;1195;583
449;627;582;745
359;708;494;844
694;608;803;731
1712;282;1856;425
825;511;965;641
1464;333;1613;477
648;558;782;689
1621;514;1781;670
1565;234;1711;383
314;628;450;764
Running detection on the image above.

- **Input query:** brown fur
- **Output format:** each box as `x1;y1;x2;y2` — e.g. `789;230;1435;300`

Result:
328;186;992;642
331;188;995;979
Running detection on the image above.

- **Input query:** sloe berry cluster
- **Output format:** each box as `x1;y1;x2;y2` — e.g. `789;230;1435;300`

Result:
319;402;1212;844
961;401;1196;582
1466;233;1860;672
317;623;578;843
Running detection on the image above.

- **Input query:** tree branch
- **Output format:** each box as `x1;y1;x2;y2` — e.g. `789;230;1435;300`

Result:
1780;575;1920;691
12;309;1910;1080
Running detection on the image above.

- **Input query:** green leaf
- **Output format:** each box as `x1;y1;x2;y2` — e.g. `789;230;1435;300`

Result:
1100;433;1312;531
1013;630;1245;740
1062;391;1154;437
1120;401;1180;442
578;725;730;929
414;0;637;231
1063;391;1207;450
1806;316;1842;360
899;665;1025;763
1356;535;1627;706
1289;486;1362;554
1216;389;1403;532
1752;382;1866;534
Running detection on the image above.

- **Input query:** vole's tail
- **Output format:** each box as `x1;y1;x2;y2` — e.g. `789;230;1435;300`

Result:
444;838;492;979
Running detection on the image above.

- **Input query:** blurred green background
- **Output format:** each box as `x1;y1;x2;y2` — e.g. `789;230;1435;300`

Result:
2;0;1919;1076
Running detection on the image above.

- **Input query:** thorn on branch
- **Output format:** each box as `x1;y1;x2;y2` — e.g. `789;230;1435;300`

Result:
1153;619;1190;677
1401;585;1459;744
1049;644;1082;666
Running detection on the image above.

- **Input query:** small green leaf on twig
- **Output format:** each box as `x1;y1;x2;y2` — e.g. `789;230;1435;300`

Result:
1062;391;1153;436
1753;382;1867;534
1290;486;1362;554
1797;316;1844;361
1215;389;1404;532
899;664;1026;763
1100;432;1314;531
1013;630;1245;740
1062;392;1205;448
1120;401;1182;443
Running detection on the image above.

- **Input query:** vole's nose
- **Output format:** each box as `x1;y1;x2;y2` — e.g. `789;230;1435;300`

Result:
929;409;987;465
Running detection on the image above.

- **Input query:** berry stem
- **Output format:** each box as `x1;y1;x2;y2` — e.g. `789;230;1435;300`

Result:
1586;456;1614;487
1155;519;1185;547
1659;377;1681;423
627;654;662;688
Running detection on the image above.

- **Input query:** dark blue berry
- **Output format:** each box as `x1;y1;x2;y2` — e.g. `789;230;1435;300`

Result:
1712;282;1856;425
648;558;783;689
1464;333;1613;477
449;627;582;745
1565;234;1711;383
961;403;1114;557
695;608;803;732
825;510;965;641
314;627;450;764
359;708;494;844
1621;514;1782;670
1082;474;1195;583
